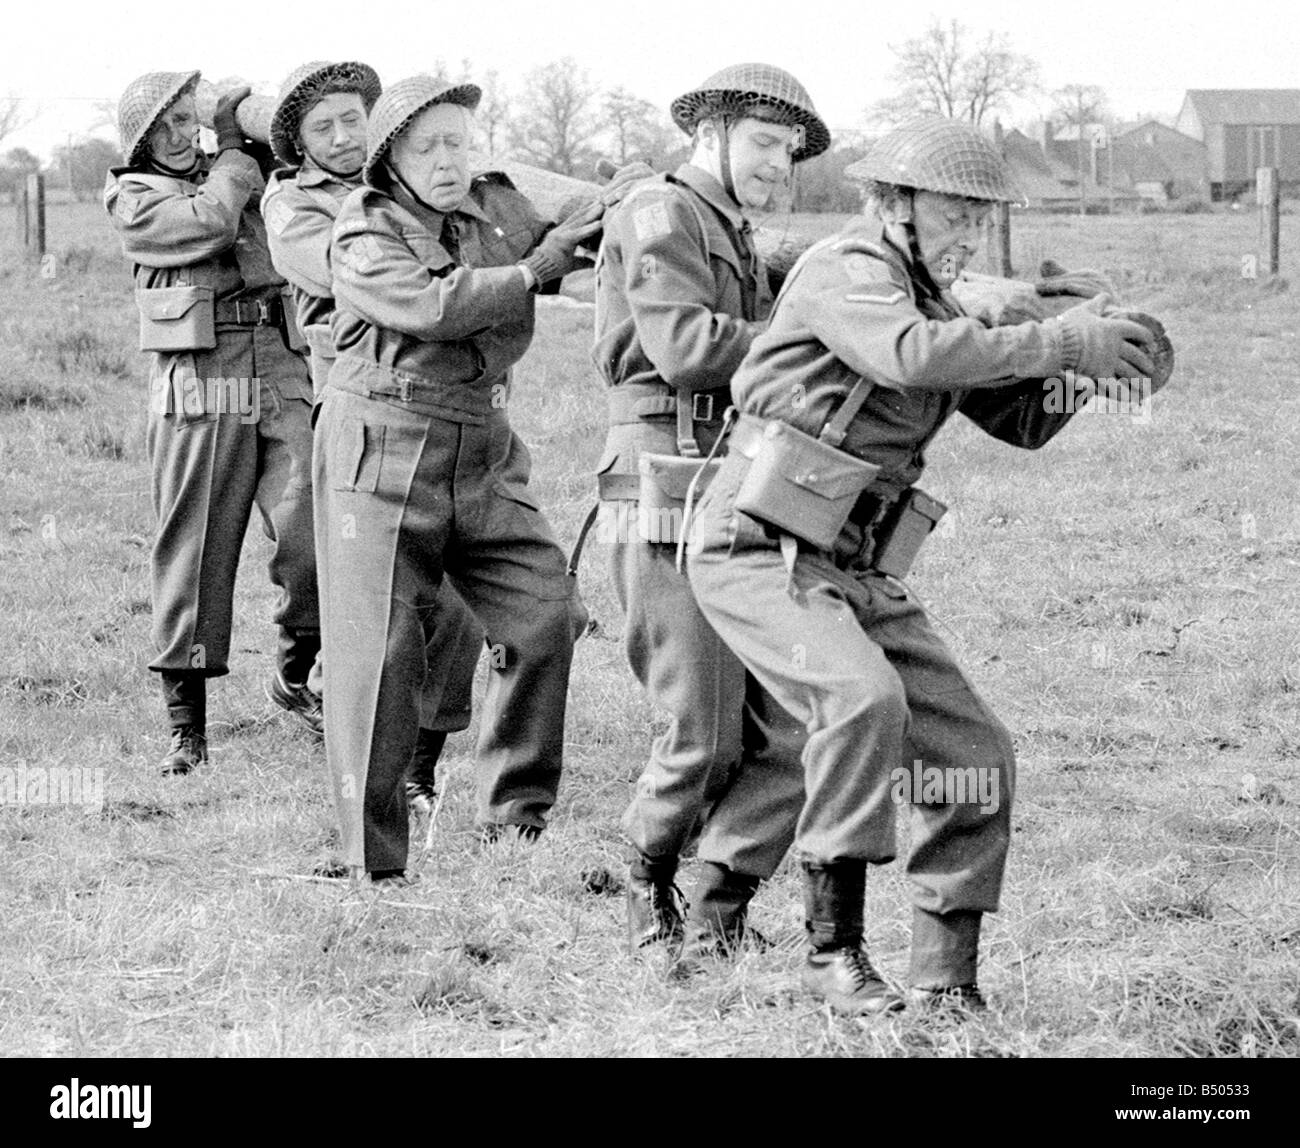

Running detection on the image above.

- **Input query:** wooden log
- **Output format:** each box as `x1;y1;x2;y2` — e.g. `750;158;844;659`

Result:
193;81;274;145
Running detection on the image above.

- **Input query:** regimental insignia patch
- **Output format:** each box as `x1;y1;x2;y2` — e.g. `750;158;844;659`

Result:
264;196;294;236
338;234;382;274
842;253;877;282
844;284;907;306
116;190;141;224
633;201;671;242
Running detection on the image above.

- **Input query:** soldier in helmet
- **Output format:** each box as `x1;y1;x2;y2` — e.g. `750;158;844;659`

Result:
685;116;1158;1013
261;61;484;811
315;75;599;882
105;71;320;774
591;63;827;962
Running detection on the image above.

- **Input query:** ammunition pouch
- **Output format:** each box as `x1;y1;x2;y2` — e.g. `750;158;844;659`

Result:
636;452;722;544
868;487;947;579
732;416;880;552
136;285;216;353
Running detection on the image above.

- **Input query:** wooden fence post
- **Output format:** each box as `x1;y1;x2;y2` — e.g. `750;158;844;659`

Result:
24;172;45;259
990;120;1013;277
1257;167;1279;276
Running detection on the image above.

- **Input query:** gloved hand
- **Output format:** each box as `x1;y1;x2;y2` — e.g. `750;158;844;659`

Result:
596;159;656;208
951;271;1047;325
1055;294;1157;381
213;85;252;153
522;200;604;284
1035;258;1117;301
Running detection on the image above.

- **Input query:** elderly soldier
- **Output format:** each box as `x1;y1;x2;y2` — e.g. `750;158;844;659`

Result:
262;61;483;808
593;64;829;960
106;71;320;774
316;75;597;882
685;117;1157;1013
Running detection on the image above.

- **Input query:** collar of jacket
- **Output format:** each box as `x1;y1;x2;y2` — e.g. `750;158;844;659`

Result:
388;177;492;234
297;157;362;191
671;163;747;231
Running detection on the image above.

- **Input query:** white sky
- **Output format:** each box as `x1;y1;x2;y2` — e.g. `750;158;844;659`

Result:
3;0;1299;159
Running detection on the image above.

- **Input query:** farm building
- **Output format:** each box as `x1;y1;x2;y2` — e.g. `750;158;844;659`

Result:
1110;121;1209;203
1175;89;1300;199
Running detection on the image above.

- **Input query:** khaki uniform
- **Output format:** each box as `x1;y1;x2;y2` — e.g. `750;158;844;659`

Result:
317;173;586;872
104;150;318;681
262;161;482;733
593;165;805;879
687;218;1082;913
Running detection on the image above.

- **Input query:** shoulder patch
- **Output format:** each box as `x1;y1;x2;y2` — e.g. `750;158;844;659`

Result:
264;196;294;236
633;201;672;242
844;284;907;306
115;189;141;224
337;233;383;275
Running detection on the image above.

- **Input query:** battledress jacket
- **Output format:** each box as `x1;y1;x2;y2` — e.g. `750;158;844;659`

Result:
732;217;1087;487
262;160;356;363
327;173;556;425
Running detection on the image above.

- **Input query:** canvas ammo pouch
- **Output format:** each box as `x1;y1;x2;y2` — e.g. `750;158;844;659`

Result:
733;375;881;552
869;487;948;579
136;285;216;353
635;387;726;544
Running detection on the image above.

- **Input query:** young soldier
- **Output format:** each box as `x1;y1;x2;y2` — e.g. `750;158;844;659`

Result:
685;117;1158;1013
106;71;320;774
262;60;482;806
316;76;597;882
592;64;828;959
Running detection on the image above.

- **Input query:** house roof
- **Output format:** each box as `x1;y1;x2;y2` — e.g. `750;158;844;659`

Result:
1184;90;1300;125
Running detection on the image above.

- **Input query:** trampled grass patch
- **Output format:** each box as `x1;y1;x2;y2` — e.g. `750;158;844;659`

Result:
0;202;1297;1057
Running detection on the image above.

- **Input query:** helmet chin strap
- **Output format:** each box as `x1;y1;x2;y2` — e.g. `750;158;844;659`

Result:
899;191;943;302
714;115;739;206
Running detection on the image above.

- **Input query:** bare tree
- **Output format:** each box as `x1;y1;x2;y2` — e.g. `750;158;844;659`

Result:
477;70;511;158
601;87;674;166
510;58;599;176
0;93;39;147
1052;84;1109;214
871;20;1037;127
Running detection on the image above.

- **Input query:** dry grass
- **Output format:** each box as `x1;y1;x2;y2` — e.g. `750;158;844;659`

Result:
0;202;1297;1058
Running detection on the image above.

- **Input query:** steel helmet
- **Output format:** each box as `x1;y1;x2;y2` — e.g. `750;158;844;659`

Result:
117;70;201;167
847;116;1023;204
671;63;830;162
362;75;481;186
270;61;383;166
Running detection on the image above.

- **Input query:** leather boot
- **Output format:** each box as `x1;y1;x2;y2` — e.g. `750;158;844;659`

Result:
159;672;207;776
627;853;684;953
908;907;987;1014
675;863;766;974
801;860;905;1016
406;729;446;815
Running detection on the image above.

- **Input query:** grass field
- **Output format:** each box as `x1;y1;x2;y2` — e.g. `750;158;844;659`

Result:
1;201;1298;1058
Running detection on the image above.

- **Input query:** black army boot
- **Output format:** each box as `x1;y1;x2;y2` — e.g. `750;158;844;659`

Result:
908;907;987;1015
267;628;324;736
159;671;208;777
405;729;447;816
627;852;684;953
674;862;767;974
801;860;905;1016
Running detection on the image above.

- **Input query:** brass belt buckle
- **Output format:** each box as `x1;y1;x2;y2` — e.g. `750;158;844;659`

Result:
692;392;715;422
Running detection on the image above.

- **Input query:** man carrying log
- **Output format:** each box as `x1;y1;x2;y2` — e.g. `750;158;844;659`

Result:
261;61;483;812
591;64;829;964
105;71;319;775
314;75;599;882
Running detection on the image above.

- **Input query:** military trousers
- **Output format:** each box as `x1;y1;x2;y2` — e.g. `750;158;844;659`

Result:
314;387;585;872
145;324;317;677
685;451;1016;914
305;347;480;732
598;420;806;880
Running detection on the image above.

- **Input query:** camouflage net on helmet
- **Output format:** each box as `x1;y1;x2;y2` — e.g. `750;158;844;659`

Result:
847;117;1023;205
363;76;482;186
118;70;201;166
671;63;829;161
270;61;382;165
